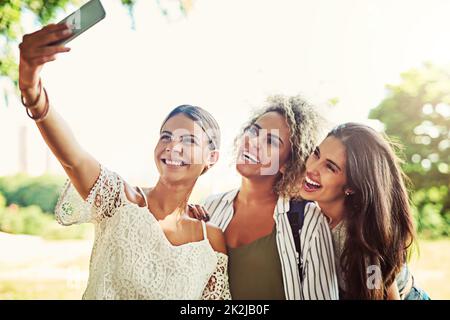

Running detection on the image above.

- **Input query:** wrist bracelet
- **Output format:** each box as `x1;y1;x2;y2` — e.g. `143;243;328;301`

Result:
26;87;50;123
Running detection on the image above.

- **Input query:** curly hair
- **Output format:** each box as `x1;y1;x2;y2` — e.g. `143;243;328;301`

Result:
234;95;323;198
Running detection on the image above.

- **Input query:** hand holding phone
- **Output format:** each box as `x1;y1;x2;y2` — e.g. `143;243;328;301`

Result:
49;0;106;46
19;24;73;91
19;0;106;91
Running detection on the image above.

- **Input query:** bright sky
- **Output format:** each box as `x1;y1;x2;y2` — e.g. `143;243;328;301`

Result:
1;0;450;197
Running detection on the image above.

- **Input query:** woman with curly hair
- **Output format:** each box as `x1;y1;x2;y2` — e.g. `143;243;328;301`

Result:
191;95;339;300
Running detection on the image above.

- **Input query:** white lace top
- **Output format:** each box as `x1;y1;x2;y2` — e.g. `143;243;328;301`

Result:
54;165;231;300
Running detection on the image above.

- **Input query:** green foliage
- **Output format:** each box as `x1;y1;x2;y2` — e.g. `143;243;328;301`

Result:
0;174;65;214
369;63;450;238
0;204;49;235
412;186;450;238
0;202;91;239
369;63;450;189
0;176;91;240
0;0;23;40
0;192;6;209
0;0;82;39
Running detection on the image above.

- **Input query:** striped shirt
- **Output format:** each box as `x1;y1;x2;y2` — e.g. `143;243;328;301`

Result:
203;189;339;300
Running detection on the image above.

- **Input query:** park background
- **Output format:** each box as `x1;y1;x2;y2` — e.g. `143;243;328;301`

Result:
0;0;449;299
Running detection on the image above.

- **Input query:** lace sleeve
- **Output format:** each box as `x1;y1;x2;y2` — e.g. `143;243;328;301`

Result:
54;164;125;225
201;252;231;300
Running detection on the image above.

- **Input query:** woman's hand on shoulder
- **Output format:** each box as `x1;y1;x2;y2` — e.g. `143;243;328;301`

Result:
188;204;210;222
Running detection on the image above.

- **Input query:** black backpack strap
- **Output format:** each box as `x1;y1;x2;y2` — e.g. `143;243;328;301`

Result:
287;199;310;282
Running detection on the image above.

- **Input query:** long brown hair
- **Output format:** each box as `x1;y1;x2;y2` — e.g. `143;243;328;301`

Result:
329;123;415;299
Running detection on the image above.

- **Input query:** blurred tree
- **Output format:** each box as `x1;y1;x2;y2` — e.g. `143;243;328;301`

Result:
0;174;65;214
0;191;6;209
369;62;450;237
0;0;192;105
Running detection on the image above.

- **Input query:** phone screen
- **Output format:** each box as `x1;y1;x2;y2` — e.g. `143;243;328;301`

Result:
51;0;106;46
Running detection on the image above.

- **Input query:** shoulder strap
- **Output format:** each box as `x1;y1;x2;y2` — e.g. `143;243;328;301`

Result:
287;199;310;282
136;186;148;207
201;220;208;240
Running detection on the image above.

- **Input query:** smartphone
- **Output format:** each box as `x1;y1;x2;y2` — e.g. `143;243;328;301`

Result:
50;0;106;46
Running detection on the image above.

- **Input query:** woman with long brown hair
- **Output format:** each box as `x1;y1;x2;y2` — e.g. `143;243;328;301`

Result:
299;122;429;299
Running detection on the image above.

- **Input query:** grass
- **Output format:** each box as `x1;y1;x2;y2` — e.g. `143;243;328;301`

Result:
408;238;450;299
0;280;86;300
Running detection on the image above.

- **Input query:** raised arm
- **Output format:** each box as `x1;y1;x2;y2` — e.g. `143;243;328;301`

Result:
19;23;100;199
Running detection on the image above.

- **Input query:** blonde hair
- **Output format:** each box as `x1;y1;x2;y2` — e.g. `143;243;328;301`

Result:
234;95;323;198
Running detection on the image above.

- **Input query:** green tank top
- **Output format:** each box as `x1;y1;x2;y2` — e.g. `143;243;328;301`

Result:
227;226;286;300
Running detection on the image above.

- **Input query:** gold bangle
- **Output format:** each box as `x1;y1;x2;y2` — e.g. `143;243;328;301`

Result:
20;78;42;109
26;87;50;122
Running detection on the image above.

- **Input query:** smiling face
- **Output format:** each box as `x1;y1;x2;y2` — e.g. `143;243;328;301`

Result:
299;136;349;204
236;111;292;178
155;113;218;185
